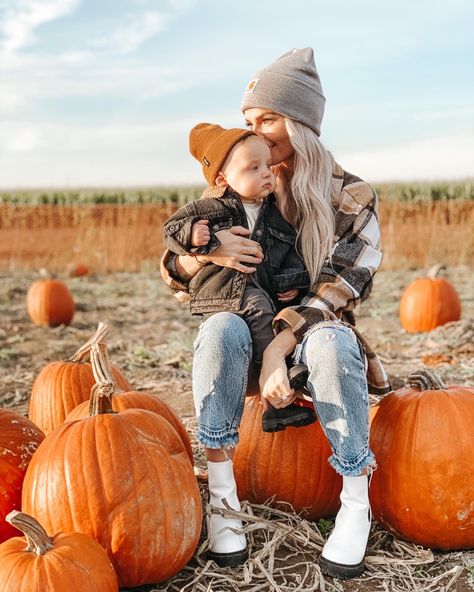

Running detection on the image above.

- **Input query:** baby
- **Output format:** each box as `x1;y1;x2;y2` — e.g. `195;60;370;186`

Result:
163;123;315;432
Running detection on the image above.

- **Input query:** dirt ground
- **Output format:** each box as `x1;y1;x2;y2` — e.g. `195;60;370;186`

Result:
1;267;473;591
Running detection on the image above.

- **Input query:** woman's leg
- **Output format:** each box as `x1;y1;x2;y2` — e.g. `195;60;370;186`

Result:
192;312;252;566
296;322;374;579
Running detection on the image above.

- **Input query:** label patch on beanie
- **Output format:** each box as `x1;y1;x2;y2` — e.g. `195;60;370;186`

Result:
244;78;259;93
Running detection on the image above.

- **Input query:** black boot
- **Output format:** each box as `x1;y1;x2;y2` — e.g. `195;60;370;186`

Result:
261;363;316;432
287;363;309;389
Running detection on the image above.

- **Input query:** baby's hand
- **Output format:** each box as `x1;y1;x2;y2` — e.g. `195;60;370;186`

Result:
277;288;299;302
191;219;210;247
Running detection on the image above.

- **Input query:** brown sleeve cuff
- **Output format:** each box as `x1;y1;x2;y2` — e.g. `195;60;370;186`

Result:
273;305;337;343
272;308;309;343
160;250;191;300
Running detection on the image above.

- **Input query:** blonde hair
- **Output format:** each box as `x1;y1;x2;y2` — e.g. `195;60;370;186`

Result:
284;118;335;286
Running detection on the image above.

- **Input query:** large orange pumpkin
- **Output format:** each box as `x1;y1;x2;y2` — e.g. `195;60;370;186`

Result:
0;410;44;543
26;278;75;326
399;265;461;333
29;323;130;434
0;511;118;591
22;379;202;586
234;396;342;519
370;369;474;550
66;344;193;464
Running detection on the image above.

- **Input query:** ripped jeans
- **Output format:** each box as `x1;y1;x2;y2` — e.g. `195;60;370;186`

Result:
192;312;376;477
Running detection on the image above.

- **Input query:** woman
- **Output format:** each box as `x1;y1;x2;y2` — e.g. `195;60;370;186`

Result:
160;48;390;579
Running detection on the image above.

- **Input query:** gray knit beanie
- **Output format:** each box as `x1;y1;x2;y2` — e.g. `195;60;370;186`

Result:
241;47;325;136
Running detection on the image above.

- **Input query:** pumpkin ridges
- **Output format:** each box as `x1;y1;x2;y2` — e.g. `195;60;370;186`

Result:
371;378;474;549
234;397;342;519
26;279;75;327
0;410;44;543
399;267;462;333
29;360;130;435
22;408;201;586
65;344;193;463
1;511;118;591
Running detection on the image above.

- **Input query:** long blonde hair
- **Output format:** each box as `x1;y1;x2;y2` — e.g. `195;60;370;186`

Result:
283;118;335;286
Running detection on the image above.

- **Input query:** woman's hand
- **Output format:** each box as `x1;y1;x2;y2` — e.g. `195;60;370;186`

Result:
259;354;295;411
259;327;298;410
198;227;264;273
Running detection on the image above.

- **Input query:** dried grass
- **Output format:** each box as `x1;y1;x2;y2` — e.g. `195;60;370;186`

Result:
142;416;469;592
0;201;473;272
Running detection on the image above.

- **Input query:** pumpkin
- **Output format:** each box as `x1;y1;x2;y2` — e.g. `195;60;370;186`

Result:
0;511;118;591
67;262;89;277
234;396;342;519
399;264;461;333
0;410;44;543
22;351;202;587
67;393;193;464
66;343;193;463
26;278;75;327
29;322;131;434
370;369;474;550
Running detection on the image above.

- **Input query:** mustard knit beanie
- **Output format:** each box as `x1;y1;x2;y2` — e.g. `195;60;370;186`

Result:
241;47;325;136
189;123;256;185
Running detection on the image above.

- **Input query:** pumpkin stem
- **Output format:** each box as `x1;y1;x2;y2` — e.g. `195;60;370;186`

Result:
427;264;445;279
88;382;116;416
6;511;54;556
69;322;109;362
38;268;55;280
88;344;118;415
90;342;121;388
407;369;447;390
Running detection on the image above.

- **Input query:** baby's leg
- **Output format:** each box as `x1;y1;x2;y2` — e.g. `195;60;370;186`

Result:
239;285;276;366
239;285;315;432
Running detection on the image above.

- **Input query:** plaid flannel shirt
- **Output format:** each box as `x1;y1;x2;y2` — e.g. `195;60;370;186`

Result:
160;157;391;395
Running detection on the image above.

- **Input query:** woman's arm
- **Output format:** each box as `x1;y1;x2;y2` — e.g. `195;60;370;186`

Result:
259;327;298;410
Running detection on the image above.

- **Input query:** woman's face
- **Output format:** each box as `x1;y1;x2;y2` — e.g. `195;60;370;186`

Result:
244;108;294;166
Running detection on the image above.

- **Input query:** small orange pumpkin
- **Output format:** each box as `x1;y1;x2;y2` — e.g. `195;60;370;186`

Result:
66;262;89;277
29;323;131;434
399;265;461;333
0;511;118;591
370;369;474;550
22;355;202;586
0;410;44;543
66;343;193;463
26;278;75;327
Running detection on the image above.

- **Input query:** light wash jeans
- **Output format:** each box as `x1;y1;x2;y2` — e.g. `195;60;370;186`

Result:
192;312;376;477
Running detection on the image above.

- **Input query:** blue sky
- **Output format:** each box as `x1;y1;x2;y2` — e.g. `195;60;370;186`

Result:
0;0;473;188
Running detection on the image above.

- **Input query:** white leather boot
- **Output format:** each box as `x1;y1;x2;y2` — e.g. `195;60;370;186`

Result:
207;459;248;567
318;475;371;579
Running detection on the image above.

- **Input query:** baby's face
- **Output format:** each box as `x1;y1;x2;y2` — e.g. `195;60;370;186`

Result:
221;135;276;200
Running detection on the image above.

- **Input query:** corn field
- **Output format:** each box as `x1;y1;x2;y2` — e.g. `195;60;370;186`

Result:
0;181;473;272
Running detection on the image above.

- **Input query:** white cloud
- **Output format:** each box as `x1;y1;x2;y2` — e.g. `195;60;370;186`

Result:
0;53;198;115
5;127;44;152
90;0;197;54
0;0;80;54
93;11;169;54
339;133;474;183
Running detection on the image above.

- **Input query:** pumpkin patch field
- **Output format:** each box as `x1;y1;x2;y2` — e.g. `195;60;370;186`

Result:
1;264;473;592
